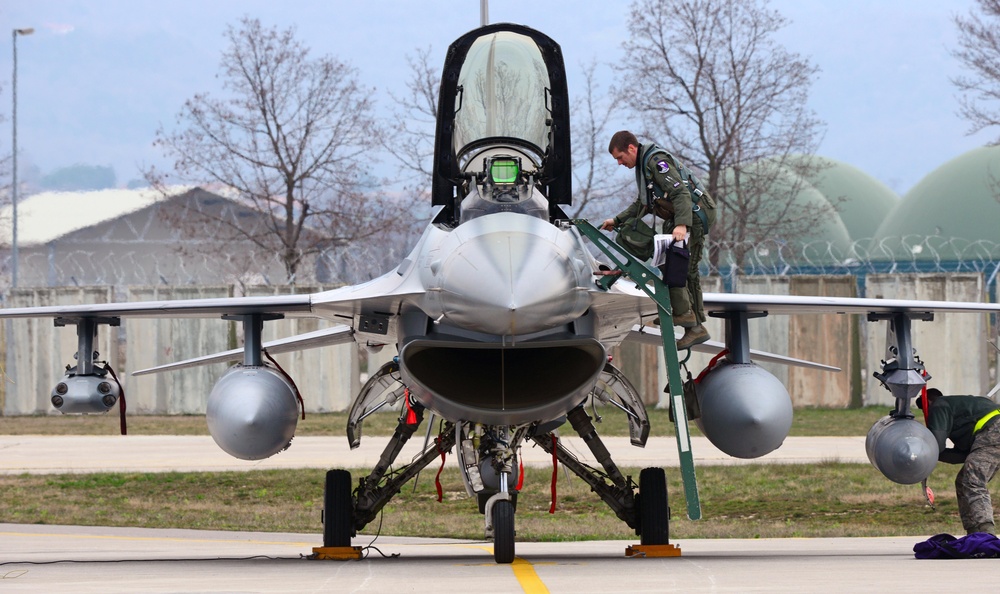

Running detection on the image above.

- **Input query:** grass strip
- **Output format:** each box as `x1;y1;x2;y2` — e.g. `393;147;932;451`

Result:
0;463;962;540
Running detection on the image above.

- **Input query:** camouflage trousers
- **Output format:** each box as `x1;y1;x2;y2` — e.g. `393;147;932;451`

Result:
956;419;1000;534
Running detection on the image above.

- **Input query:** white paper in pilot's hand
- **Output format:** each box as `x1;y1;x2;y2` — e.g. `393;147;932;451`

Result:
652;233;690;267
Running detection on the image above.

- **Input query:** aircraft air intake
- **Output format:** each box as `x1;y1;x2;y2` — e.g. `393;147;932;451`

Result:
399;338;606;425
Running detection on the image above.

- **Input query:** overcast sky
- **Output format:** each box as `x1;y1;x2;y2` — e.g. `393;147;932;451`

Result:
0;0;994;195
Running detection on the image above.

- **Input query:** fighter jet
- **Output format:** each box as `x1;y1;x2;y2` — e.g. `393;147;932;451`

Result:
2;23;1000;563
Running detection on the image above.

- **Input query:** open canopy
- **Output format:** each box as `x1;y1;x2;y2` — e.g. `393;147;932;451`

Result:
432;23;571;219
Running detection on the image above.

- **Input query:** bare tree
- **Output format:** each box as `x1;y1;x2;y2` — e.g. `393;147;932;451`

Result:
619;0;827;268
569;61;631;219
383;46;440;191
369;46;444;275
150;17;402;284
953;0;1000;142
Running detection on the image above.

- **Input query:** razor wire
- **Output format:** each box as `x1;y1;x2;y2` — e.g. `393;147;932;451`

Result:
705;236;1000;277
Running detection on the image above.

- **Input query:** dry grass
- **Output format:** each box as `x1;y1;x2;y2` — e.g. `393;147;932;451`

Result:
0;463;965;540
1;406;943;540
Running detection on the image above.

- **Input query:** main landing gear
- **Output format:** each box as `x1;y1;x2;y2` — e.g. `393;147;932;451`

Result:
317;399;676;563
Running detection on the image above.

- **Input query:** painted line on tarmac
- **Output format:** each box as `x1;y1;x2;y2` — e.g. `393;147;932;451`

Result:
465;545;550;594
512;557;550;593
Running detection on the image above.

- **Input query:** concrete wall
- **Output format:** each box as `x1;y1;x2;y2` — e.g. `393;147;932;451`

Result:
2;285;358;416
646;274;996;409
862;273;992;405
2;274;996;415
734;275;859;408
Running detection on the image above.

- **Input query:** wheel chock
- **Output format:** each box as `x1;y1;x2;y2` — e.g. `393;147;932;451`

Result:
311;546;363;560
625;543;682;558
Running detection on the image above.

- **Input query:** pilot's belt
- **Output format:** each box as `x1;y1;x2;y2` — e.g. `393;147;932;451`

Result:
974;409;1000;434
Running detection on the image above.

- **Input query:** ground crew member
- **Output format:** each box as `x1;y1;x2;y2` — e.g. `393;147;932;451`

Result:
917;388;1000;535
600;130;710;350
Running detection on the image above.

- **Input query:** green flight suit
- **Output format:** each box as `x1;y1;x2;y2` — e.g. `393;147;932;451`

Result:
611;143;707;323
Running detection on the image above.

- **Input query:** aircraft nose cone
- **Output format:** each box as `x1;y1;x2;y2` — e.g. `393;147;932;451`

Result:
434;225;589;335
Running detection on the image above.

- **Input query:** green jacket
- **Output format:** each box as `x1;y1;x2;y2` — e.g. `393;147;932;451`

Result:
927;395;1000;463
613;143;695;231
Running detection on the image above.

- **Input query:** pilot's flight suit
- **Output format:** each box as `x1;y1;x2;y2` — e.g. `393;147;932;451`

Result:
610;143;708;330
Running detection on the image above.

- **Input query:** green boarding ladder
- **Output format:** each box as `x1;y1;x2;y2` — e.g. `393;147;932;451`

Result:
571;219;702;521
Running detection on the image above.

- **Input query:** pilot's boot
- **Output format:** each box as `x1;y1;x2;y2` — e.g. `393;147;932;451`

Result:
672;310;697;328
676;324;710;350
652;310;696;327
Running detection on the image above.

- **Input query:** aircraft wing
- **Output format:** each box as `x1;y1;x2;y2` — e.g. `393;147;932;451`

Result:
0;294;315;319
606;278;1000;318
624;325;841;371
132;325;355;376
702;292;1000;316
0;263;426;323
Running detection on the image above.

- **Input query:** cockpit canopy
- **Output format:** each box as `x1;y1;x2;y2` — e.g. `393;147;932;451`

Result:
453;31;550;165
432;23;571;224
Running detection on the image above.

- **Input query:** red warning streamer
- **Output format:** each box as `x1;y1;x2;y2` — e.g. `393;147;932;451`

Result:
404;388;418;425
434;437;448;503
920;369;930;426
695;348;730;384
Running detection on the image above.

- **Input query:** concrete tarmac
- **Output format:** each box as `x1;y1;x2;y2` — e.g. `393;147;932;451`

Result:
5;435;956;593
0;434;869;474
0;523;977;593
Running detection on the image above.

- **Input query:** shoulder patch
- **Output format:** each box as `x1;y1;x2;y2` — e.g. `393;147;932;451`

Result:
656;160;670;174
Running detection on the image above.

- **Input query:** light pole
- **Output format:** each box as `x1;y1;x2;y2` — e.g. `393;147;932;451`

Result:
11;27;33;288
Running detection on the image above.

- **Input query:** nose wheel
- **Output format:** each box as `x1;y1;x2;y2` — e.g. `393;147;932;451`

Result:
492;499;515;563
483;459;516;563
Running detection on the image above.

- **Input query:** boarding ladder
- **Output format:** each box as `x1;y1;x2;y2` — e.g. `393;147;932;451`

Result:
571;219;701;521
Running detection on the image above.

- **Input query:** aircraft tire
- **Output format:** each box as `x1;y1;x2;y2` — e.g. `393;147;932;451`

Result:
323;469;353;547
493;499;515;563
639;467;669;545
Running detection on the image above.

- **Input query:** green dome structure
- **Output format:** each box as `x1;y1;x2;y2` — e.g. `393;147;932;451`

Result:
717;160;854;269
793;156;901;241
870;146;1000;262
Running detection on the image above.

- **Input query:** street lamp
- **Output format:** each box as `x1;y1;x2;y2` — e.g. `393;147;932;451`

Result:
11;27;34;288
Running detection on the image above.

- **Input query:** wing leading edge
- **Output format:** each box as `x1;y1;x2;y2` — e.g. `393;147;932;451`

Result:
703;292;1000;316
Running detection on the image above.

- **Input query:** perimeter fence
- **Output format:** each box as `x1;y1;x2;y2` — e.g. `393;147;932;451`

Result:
3;236;999;294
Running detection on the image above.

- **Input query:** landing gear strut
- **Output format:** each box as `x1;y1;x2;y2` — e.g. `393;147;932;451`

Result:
315;402;458;560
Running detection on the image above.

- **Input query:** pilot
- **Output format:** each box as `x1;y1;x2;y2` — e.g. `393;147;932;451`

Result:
600;130;712;350
917;388;1000;535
